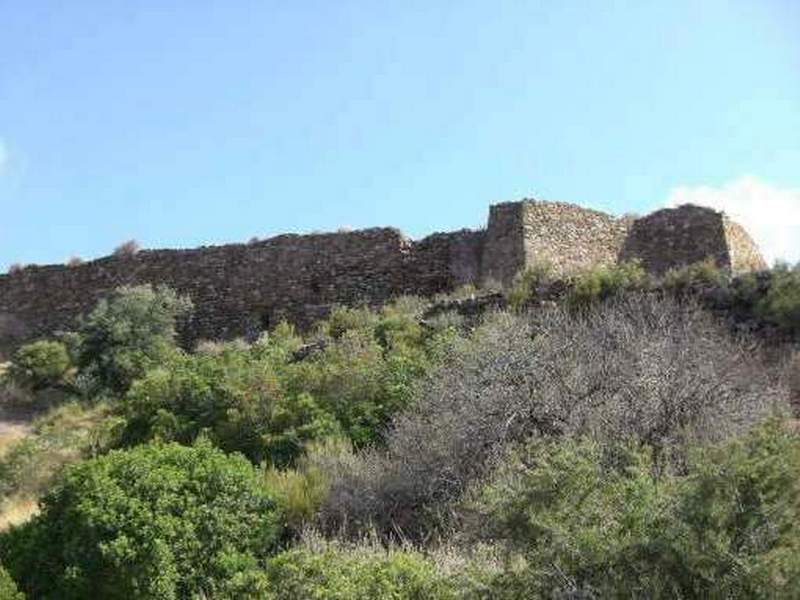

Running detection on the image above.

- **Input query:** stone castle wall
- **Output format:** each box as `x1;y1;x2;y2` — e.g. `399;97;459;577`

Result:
619;205;731;275
0;200;766;356
619;205;767;275
520;201;630;277
480;203;526;286
722;217;768;273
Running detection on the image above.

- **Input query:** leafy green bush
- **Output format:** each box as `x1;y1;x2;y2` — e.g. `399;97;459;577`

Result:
757;263;800;334
507;262;553;311
121;343;340;466
0;566;23;600
479;437;666;598
264;542;456;599
263;437;351;532
663;257;729;296
8;341;71;391
477;420;800;598
319;305;380;340
120;300;453;465
76;285;192;394
291;302;456;448
670;420;800;596
0;441;284;600
568;260;648;308
287;329;399;448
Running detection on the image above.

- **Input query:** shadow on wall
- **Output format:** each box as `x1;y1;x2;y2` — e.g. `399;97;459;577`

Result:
0;314;29;362
619;205;731;275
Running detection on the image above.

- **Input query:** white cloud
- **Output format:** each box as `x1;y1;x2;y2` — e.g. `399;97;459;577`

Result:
665;176;800;266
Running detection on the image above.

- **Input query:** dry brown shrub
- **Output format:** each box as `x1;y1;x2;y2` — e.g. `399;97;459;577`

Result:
320;295;787;541
112;239;140;257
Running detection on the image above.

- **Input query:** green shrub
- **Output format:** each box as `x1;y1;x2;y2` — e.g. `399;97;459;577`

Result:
318;305;380;340
757;263;800;334
479;437;668;598
729;271;764;312
288;301;456;448
9;341;71;390
121;300;453;466
76;285;192;394
663;257;729;296
121;345;340;466
669;420;800;596
322;297;782;541
0;401;118;503
568;260;648;308
0;441;284;600
0;566;23;599
263;437;351;532
265;542;456;599
287;330;398;448
507;262;553;311
477;420;800;598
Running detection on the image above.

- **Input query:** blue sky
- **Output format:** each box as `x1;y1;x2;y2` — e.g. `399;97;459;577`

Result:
1;1;798;269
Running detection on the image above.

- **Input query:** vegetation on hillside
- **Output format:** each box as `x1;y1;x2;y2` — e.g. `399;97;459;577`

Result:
0;260;797;598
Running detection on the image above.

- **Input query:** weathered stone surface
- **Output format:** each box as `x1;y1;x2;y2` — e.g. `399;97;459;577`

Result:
0;199;765;357
521;201;630;277
619;204;767;275
723;217;768;273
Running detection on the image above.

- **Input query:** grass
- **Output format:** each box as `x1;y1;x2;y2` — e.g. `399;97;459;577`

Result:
0;426;30;460
0;400;119;530
0;496;38;531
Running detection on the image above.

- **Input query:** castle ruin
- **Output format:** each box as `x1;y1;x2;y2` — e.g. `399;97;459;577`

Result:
0;200;765;357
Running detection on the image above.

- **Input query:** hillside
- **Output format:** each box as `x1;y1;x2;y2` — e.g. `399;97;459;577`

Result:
0;257;798;597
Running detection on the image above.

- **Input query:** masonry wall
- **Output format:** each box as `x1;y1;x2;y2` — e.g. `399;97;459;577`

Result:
406;229;485;293
0;229;413;356
0;200;766;358
0;226;492;358
521;201;630;276
620;205;732;275
481;203;526;286
723;218;768;273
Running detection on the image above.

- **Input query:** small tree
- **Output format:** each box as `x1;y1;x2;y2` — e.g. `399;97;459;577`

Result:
9;340;71;390
122;348;341;467
477;420;800;598
0;441;284;599
77;285;192;394
757;263;800;334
